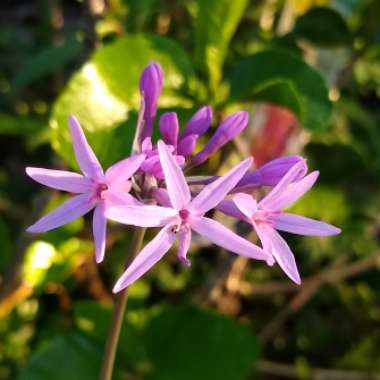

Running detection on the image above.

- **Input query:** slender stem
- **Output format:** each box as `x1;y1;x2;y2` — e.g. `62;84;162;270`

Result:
99;227;146;380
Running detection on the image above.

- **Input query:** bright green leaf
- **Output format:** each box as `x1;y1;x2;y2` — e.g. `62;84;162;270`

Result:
50;34;194;169
229;50;332;130
194;0;248;91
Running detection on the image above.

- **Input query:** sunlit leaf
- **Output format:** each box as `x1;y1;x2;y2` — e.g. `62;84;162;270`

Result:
229;50;332;130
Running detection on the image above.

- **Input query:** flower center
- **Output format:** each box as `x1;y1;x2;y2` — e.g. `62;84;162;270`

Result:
96;183;109;200
172;209;190;234
252;210;278;225
179;209;190;222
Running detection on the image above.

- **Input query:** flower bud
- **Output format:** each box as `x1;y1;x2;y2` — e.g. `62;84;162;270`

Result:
181;106;212;138
191;111;248;167
139;61;163;140
177;134;198;157
235;156;307;190
159;112;179;146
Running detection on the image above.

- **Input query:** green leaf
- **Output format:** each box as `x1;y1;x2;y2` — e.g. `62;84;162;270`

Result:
17;333;102;380
146;304;259;380
229;50;332;130
13;34;83;89
293;7;350;46
50;34;194;169
194;0;248;91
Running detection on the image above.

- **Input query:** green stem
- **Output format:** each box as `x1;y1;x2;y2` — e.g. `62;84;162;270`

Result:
99;227;146;380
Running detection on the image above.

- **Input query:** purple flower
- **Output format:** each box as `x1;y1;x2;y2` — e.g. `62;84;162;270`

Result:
191;111;249;167
26;115;147;263
224;162;341;284
139;61;163;141
106;141;271;292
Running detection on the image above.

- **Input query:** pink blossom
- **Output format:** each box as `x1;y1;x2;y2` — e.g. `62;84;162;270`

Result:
26;115;151;263
228;162;341;284
106;141;271;292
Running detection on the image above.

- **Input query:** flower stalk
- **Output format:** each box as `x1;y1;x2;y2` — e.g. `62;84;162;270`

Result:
99;227;146;380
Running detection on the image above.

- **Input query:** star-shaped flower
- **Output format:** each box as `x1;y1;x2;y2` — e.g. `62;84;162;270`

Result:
106;141;271;292
26;115;146;263
229;162;341;284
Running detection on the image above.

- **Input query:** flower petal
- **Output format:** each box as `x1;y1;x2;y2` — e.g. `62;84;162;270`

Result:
105;154;145;186
189;158;252;215
178;227;191;266
262;171;319;211
27;194;95;233
216;200;248;220
259;161;308;210
152;188;171;207
93;202;107;263
68;116;103;179
191;216;268;262
157;140;191;210
105;204;178;227
26;167;92;193
273;213;341;236
232;193;258;219
106;190;141;207
256;224;301;284
113;225;176;292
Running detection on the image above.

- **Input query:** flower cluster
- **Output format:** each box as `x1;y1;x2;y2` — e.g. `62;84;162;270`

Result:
26;62;341;292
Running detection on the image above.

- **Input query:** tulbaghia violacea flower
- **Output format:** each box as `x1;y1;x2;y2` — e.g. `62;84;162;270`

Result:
222;162;341;284
106;141;272;292
26;115;148;263
139;106;212;178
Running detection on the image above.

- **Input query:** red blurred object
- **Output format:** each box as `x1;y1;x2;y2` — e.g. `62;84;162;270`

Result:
251;104;299;166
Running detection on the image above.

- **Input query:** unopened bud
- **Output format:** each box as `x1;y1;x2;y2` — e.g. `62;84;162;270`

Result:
191;111;248;167
139;61;163;140
159;112;179;146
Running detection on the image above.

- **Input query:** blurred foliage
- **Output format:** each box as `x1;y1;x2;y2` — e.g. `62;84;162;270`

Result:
1;0;380;379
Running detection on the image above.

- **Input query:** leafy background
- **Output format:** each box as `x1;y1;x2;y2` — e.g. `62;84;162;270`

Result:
1;0;380;379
